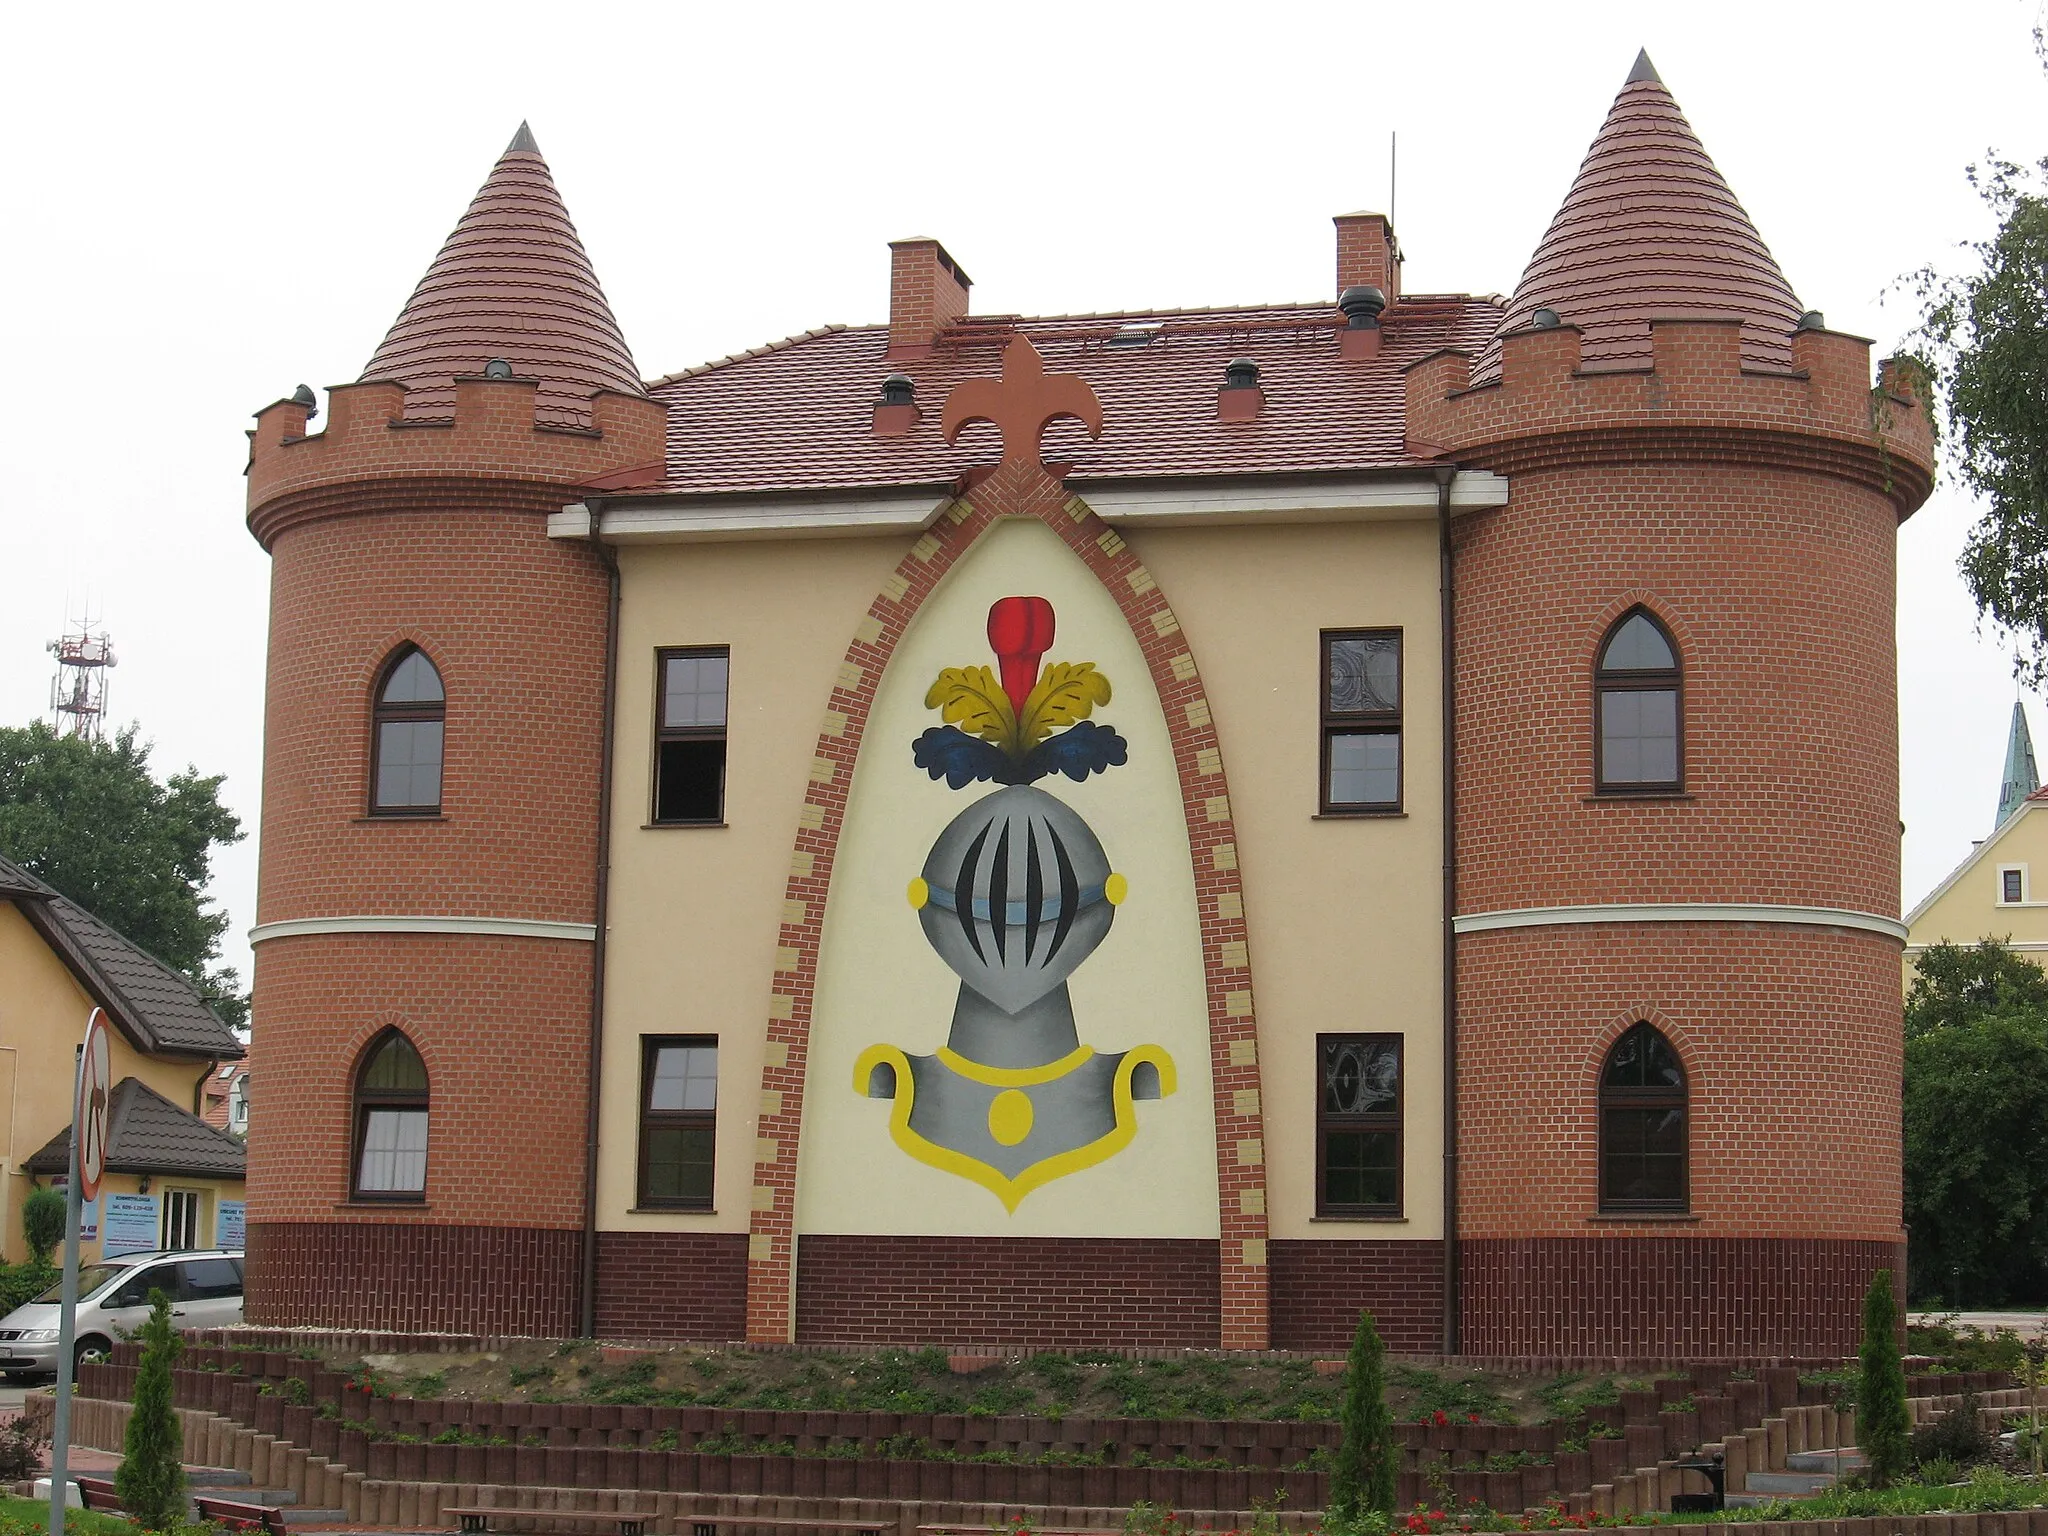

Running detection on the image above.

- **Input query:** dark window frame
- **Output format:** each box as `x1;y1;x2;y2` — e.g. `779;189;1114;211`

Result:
652;646;731;826
1315;1032;1404;1218
368;644;446;817
350;1028;430;1204
1593;608;1683;795
636;1035;719;1210
1597;1021;1689;1214
1319;629;1404;816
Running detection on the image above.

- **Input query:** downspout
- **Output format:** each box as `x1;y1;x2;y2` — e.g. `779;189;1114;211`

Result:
580;500;621;1340
1436;466;1461;1358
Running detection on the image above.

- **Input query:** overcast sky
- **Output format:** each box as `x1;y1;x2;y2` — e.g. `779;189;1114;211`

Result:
2;1;2042;993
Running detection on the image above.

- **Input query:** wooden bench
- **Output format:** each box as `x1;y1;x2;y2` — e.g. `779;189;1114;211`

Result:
684;1518;895;1536
447;1507;651;1536
72;1476;122;1514
192;1493;293;1536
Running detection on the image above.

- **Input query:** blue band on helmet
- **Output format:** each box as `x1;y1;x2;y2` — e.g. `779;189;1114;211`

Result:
922;882;1107;926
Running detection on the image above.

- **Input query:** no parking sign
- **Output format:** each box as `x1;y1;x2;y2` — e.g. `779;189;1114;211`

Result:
77;1008;110;1202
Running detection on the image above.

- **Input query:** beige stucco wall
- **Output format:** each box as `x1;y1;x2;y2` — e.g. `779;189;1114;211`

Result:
1130;513;1446;1241
1904;801;2048;988
0;902;238;1263
596;505;1448;1245
597;536;904;1232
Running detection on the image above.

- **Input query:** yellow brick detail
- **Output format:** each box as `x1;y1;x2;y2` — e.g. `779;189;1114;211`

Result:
1195;747;1222;776
809;756;837;784
1096;529;1126;557
945;498;974;524
880;572;910;603
797;803;825;831
1238;1185;1266;1216
1065;496;1090;522
1169;652;1197;683
1128;568;1157;596
767;994;795;1021
1228;1037;1258;1068
1223;988;1253;1017
782;900;809;927
1233;1088;1262;1117
1151;609;1181;637
774;946;801;973
751;1185;777;1213
1185;698;1212;729
853;615;884;645
748;1234;774;1263
911;533;943;562
760;1090;784;1118
790;850;816;879
836;661;866;692
1211;843;1238;871
764;1040;789;1069
1241;1238;1268;1268
1205;795;1232;823
755;1137;781;1165
1236;1138;1265;1167
1215;890;1244;920
1219;939;1249;968
820;710;849;739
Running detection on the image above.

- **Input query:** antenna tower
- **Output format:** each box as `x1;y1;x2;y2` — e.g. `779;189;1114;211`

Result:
47;620;117;743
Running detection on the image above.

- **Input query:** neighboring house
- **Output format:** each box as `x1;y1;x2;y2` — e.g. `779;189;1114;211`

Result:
201;1061;250;1138
1907;706;2048;979
0;855;247;1261
241;53;1932;1356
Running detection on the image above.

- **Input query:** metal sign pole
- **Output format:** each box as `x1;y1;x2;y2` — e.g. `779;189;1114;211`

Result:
49;1043;82;1536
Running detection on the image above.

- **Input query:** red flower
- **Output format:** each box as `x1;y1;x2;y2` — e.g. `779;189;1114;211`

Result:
1468;1413;1481;1423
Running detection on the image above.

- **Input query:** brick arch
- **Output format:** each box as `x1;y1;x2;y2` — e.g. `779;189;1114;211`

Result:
1587;1002;1698;1092
744;459;1270;1347
1584;590;1696;673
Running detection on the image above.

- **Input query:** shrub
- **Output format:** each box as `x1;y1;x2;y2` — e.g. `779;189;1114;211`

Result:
21;1187;65;1266
1859;1269;1911;1487
0;1414;50;1481
0;1262;56;1316
1911;1392;1992;1468
115;1289;188;1529
1329;1308;1398;1522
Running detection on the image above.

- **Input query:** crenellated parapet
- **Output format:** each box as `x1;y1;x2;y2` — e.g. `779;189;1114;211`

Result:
1404;318;1934;517
247;375;668;549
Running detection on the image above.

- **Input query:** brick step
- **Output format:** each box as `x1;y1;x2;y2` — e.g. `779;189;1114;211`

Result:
189;1467;256;1487
1784;1449;1862;1473
1742;1470;1838;1496
277;1509;351;1524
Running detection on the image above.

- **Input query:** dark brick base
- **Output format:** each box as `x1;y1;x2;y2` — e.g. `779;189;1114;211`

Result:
1459;1236;1908;1357
594;1231;750;1341
795;1236;1221;1347
245;1221;582;1336
1270;1240;1445;1353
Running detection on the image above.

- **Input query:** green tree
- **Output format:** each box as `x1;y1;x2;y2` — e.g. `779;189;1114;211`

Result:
20;1186;64;1266
1904;1009;2048;1304
1329;1309;1398;1524
0;721;245;1027
1905;938;2048;1036
1859;1269;1911;1486
114;1288;188;1530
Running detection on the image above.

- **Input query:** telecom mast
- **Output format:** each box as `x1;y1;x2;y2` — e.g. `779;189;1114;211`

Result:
47;622;116;742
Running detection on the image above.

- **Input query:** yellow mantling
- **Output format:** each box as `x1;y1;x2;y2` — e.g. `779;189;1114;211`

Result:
851;1042;1178;1213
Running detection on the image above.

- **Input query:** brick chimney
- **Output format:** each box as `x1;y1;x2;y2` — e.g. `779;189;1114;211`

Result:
888;238;972;359
1334;212;1401;305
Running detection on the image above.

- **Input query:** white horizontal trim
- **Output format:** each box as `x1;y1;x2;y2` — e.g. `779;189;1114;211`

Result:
550;492;952;545
1454;902;1908;941
249;916;597;945
1073;471;1510;528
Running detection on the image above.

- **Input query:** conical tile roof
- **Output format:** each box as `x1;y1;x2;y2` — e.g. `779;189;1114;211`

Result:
1473;51;1804;381
360;123;644;427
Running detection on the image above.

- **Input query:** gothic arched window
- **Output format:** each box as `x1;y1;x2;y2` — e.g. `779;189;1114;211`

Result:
370;646;445;815
1598;1022;1687;1212
1595;609;1681;792
352;1030;429;1201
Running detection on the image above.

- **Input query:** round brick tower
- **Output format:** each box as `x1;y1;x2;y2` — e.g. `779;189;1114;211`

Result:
1408;54;1934;1356
242;125;665;1333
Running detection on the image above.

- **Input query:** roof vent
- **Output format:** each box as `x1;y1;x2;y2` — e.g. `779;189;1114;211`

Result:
1531;308;1561;330
1224;358;1260;390
872;372;920;438
1108;322;1163;349
290;383;318;421
1217;358;1264;422
878;373;916;406
1338;286;1387;329
1796;310;1826;332
484;358;515;380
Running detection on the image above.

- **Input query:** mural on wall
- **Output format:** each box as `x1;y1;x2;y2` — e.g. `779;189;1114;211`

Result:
853;595;1176;1211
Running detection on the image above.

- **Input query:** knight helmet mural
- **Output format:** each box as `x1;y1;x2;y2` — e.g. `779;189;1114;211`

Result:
853;594;1177;1210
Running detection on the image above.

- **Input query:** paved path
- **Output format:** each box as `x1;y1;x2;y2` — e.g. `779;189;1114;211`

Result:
1911;1310;2048;1340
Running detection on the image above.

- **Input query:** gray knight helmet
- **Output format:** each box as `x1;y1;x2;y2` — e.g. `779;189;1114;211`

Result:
913;783;1121;1016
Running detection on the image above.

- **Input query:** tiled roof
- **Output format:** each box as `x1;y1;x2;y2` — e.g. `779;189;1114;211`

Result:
28;1077;247;1180
360;123;644;430
0;854;243;1060
1473;50;1804;383
634;298;1501;498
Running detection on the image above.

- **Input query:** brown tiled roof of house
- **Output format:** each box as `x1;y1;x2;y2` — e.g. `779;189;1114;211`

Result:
360;123;644;429
28;1078;246;1180
635;297;1502;498
1473;50;1805;383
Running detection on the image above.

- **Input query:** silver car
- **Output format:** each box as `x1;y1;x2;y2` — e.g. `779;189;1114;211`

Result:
0;1249;244;1378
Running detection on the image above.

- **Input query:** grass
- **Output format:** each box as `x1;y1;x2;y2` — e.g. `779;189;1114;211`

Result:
1651;1465;2048;1524
0;1495;188;1536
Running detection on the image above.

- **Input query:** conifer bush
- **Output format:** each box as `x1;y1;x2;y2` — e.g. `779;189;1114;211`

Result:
1329;1308;1398;1524
21;1187;65;1267
115;1289;188;1529
1859;1268;1911;1487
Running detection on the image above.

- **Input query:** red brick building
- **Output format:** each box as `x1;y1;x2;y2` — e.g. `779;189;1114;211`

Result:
242;56;1930;1355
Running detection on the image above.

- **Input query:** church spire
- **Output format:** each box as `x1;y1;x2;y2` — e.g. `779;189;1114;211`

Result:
360;125;643;427
1998;701;2039;828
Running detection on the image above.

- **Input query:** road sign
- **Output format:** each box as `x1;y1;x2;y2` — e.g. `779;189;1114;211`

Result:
77;1008;110;1202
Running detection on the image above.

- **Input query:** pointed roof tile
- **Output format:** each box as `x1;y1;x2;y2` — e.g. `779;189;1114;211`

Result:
1999;702;2038;828
1474;56;1803;381
360;126;643;428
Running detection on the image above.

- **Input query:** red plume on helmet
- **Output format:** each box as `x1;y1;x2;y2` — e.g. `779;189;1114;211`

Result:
987;596;1055;714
